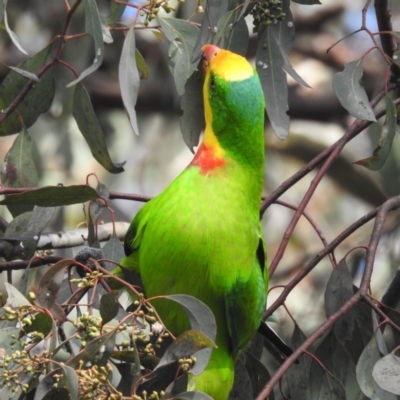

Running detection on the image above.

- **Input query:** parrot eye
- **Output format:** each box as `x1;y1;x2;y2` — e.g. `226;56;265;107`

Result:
210;76;216;90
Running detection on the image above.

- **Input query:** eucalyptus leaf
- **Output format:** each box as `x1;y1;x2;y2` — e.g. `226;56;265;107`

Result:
67;0;104;86
355;95;397;170
159;17;199;96
107;1;126;25
36;259;73;321
161;294;216;375
191;0;229;62
155;329;216;370
179;68;204;151
0;185;99;207
324;258;355;344
333;59;376;122
372;353;400;395
66;329;116;368
119;23;140;135
356;335;396;400
287;325;311;400
256;26;290;140
5;65;39;81
0;44;55;136
310;330;362;400
99;291;120;325
102;232;125;272
1;125;38;217
3;0;28;55
59;364;79;400
72;82;125;173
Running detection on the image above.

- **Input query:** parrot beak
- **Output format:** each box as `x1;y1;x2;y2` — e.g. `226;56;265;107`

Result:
202;44;221;74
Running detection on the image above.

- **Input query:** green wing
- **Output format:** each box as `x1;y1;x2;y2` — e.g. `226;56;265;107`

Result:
225;235;268;359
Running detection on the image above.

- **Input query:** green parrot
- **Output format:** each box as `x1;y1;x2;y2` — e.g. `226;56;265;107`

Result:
116;44;268;400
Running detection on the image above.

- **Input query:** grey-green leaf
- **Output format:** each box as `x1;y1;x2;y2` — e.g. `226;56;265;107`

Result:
356;335;397;400
355;95;397;170
159;17;199;96
100;291;120;325
155;329;216;370
333;59;376;122
257;26;290;140
3;0;28;55
372;353;400;395
324;258;355;343
0;185;99;207
119;23;140;135
59;364;79;400
179;68;204;152
5;66;39;81
0;44;55;136
287;325;311;400
215;9;248;56
72;82;125;173
67;0;104;86
1;125;38;217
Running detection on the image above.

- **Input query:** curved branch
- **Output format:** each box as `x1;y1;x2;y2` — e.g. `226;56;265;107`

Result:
257;195;400;399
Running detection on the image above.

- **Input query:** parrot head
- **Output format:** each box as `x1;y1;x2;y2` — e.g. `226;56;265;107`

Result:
200;45;265;170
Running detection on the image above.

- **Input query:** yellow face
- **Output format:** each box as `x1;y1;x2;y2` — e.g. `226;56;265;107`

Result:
203;48;254;82
201;46;255;155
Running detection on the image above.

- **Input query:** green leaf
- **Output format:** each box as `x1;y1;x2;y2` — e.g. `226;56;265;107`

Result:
191;0;229;62
72;83;125;173
119;24;140;135
344;289;374;363
99;12;113;43
5;65;39;81
1;211;38;259
287;325;311;400
215;9;248;56
155;329;216;370
100;291;120;325
1;125;38;217
356;335;397;400
66;329;116;368
310;330;361;400
256;0;308;140
0;44;55;136
102;232;125;272
372;353;400;395
324;258;355;344
3;0;27;54
333;59;377;122
355;95;397;170
59;364;79;400
4;282;32;307
67;0;104;86
107;1;126;25
36;259;73;322
179;68;204;151
162;295;216;342
159;17;199;96
34;370;71;400
22;312;52;337
243;351;272;398
161;294;216;375
135;48;148;79
0;185;99;207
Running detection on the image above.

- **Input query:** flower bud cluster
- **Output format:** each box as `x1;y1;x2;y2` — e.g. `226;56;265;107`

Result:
251;0;287;32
